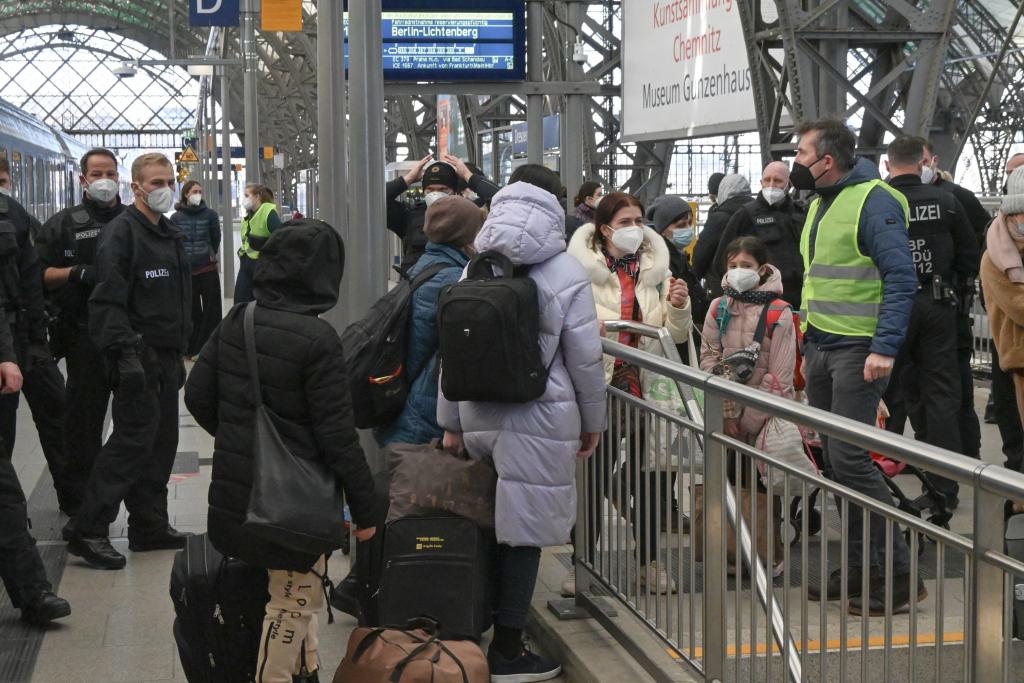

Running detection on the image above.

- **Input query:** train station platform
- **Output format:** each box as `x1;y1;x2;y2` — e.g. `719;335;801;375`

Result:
0;330;1010;683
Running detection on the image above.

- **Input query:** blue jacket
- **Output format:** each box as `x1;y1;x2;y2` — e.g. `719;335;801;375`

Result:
804;158;916;357
171;203;221;273
375;242;469;446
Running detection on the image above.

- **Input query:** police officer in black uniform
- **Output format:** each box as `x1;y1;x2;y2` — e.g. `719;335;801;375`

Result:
0;193;71;623
711;161;807;308
884;136;979;510
0;159;71;512
35;149;125;516
923;141;988;460
386;156;461;270
63;153;191;570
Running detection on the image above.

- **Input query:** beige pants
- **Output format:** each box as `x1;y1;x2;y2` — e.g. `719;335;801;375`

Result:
256;555;326;683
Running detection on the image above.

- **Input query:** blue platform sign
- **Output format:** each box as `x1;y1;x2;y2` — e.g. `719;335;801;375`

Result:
512;114;560;155
341;0;527;81
190;0;240;27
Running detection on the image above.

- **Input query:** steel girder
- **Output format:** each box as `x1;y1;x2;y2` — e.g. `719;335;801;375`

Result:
738;0;1023;190
738;0;958;163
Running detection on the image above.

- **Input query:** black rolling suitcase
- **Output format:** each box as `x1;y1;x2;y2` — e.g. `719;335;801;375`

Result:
378;515;494;641
170;533;269;683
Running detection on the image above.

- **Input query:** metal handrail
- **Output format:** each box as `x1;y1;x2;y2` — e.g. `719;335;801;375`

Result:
600;329;1024;500
578;320;1023;682
601;320;804;680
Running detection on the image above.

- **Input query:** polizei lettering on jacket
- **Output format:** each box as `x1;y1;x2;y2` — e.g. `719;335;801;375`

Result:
144;268;171;279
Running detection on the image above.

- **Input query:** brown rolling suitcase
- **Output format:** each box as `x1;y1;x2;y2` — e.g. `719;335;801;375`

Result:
333;621;488;683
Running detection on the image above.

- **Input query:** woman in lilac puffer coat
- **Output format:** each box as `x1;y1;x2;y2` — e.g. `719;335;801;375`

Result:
437;174;606;680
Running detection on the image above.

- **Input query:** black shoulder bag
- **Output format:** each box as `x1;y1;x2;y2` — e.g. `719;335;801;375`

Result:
241;302;347;555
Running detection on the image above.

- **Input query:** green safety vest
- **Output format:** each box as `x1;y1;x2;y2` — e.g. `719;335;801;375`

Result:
799;179;909;337
239;202;277;259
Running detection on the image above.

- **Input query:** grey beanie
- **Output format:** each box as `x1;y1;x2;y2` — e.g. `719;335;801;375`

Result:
651;196;693;232
1003;166;1024;215
717;174;751;204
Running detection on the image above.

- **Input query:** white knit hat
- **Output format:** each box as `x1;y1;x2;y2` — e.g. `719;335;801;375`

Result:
1002;166;1024;215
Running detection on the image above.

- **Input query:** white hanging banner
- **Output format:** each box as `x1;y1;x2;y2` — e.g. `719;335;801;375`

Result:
622;0;758;142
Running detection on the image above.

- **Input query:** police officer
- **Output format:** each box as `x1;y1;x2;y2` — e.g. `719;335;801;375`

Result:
0;193;71;624
386;156;461;269
63;152;191;570
711;161;807;308
884;136;979;510
0;159;71;512
923;142;989;460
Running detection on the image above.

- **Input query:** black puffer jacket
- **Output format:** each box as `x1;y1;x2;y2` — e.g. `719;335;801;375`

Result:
185;220;378;571
693;193;753;299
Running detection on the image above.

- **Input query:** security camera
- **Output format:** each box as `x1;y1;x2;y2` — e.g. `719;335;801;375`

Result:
572;39;587;65
113;61;137;78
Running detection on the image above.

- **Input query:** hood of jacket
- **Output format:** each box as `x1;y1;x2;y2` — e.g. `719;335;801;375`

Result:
817;157;881;198
253;219;344;315
567;222;671;289
710;193;753;217
474;182;566;265
718;174;752;204
719;263;784;294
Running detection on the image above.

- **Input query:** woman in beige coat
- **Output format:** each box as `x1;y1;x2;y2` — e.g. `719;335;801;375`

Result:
566;191;692;596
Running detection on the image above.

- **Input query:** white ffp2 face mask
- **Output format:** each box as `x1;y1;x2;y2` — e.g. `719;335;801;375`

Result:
762;187;786;206
424;191;448;207
609;226;645;255
726;267;761;293
242;196;256;212
144;187;174;214
188;193;203;207
87;178;119;203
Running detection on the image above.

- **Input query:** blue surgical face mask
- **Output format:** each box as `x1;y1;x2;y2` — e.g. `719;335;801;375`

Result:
671;228;694;249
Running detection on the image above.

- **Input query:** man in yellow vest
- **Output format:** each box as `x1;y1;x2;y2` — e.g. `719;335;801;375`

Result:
793;119;920;617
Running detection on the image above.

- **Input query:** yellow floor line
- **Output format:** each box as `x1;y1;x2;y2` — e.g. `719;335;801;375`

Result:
685;631;966;658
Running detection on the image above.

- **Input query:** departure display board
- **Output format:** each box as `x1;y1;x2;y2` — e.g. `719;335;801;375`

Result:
343;0;526;81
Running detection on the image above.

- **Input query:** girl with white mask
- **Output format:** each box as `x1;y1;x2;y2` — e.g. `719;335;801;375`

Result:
566;191;691;597
699;236;798;445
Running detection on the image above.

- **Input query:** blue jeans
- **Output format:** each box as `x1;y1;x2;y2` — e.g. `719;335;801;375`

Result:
803;344;911;575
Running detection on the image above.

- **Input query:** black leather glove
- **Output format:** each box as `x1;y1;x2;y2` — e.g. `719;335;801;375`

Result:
68;265;94;287
111;348;146;394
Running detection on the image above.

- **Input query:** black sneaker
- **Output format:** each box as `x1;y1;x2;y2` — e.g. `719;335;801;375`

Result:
128;526;190;552
20;591;71;625
488;646;562;683
807;567;863;602
66;534;126;570
848;574;927;616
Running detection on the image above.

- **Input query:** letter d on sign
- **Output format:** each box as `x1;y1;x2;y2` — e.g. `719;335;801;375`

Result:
197;0;223;13
190;0;239;26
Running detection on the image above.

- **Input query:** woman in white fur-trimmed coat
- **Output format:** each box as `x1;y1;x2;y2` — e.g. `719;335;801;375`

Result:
566;191;692;596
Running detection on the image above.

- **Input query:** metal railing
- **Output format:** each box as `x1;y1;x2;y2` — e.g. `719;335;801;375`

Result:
572;320;1024;683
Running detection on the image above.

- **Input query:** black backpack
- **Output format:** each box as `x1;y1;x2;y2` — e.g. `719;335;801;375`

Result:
437;250;549;403
342;262;449;429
